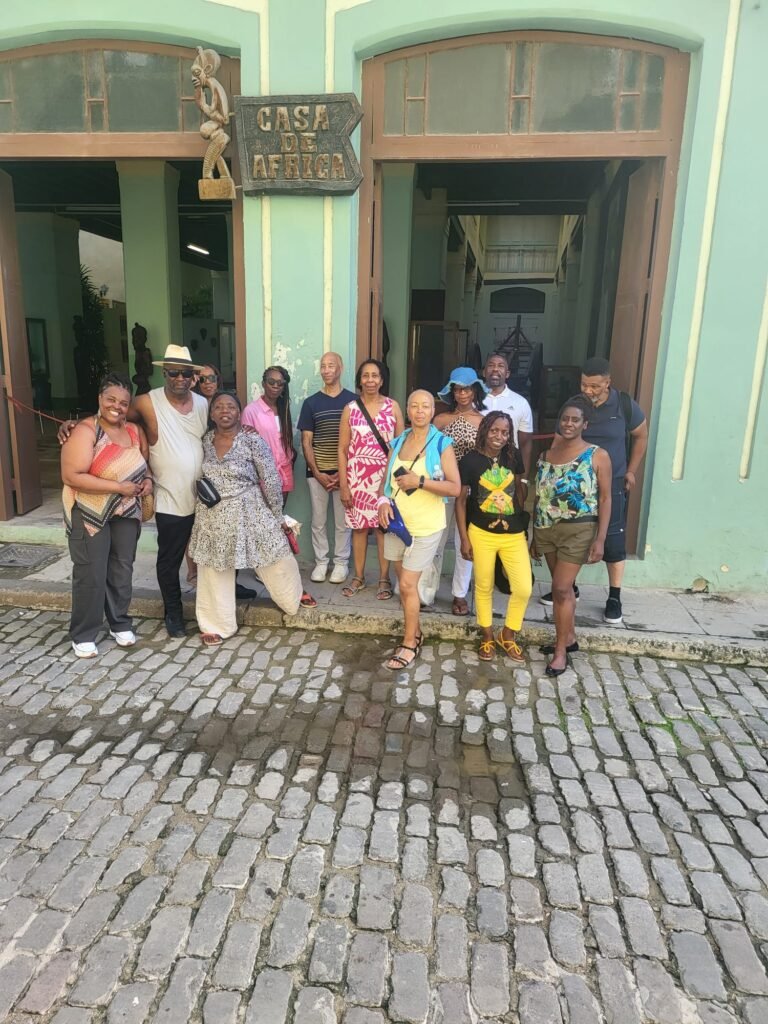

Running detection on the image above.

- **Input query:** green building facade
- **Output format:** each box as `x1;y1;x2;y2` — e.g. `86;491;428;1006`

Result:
0;0;766;591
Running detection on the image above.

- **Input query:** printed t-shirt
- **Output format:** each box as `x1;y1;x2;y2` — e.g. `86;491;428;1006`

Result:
297;388;357;477
459;450;527;534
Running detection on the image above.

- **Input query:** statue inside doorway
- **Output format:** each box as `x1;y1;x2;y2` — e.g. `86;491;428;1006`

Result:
131;322;154;395
191;46;236;201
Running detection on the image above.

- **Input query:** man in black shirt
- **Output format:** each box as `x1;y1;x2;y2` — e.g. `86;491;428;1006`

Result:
298;353;357;584
539;357;647;624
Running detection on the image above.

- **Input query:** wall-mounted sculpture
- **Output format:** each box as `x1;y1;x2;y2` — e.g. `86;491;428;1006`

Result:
192;46;236;201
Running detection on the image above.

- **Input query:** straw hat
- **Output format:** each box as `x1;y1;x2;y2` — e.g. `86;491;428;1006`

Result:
152;344;205;369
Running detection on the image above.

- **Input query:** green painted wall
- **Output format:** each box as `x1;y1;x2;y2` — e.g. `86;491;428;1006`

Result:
117;161;183;364
1;0;767;589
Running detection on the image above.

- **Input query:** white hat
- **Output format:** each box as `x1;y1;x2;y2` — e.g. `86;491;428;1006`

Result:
152;344;204;369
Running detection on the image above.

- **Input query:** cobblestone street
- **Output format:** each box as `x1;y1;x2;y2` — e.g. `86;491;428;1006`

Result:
1;609;768;1023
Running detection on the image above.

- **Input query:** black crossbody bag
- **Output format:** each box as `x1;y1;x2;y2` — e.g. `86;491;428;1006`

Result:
355;397;390;457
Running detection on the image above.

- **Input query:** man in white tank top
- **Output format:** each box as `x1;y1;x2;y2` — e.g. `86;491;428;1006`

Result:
139;347;208;635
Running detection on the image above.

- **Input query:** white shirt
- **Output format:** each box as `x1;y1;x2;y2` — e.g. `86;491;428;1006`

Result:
148;389;208;516
482;387;534;445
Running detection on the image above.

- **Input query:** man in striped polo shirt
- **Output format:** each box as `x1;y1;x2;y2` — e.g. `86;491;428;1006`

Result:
298;352;357;584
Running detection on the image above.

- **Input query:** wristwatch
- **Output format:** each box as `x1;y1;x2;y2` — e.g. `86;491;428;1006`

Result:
418;476;425;489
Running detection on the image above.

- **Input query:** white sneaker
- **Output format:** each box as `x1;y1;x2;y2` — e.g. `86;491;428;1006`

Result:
109;630;136;647
329;564;348;584
72;641;98;658
310;564;328;583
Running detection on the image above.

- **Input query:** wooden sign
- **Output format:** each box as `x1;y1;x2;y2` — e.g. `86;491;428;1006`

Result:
234;93;363;195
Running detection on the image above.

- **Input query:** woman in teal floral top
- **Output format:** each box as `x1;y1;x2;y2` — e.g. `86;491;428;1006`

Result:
531;396;612;676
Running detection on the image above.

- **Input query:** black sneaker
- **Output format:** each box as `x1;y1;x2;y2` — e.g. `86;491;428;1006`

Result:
539;584;580;608
604;597;623;624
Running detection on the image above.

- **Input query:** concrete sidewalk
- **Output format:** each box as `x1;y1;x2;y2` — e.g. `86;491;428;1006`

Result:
0;540;766;666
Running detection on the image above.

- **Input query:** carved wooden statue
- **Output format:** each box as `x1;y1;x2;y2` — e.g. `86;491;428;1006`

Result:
192;46;236;200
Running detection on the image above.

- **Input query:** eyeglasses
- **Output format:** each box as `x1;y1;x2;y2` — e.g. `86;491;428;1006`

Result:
265;378;286;387
198;374;218;384
165;368;194;379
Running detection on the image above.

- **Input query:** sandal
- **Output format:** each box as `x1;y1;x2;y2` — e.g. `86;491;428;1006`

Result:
478;638;495;661
384;643;419;671
300;591;317;608
342;576;366;598
495;629;526;664
201;633;223;647
376;578;393;601
452;597;470;616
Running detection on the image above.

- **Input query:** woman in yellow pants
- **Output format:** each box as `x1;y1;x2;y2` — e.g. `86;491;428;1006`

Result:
455;411;532;662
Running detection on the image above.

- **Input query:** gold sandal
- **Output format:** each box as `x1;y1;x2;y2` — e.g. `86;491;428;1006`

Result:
495;629;525;663
478;638;495;661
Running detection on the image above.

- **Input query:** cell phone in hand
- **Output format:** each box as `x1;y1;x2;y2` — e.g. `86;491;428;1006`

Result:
393;466;417;495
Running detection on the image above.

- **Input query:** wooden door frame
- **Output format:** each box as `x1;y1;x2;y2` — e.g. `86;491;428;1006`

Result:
357;31;689;368
356;31;689;555
0;39;245;516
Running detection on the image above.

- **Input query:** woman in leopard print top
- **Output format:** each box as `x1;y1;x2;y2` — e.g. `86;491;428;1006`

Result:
429;368;489;615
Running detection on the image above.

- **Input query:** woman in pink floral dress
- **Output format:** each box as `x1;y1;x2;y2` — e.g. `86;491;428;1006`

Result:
338;359;404;599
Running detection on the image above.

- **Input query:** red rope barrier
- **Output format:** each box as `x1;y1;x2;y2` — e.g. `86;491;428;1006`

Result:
6;395;66;425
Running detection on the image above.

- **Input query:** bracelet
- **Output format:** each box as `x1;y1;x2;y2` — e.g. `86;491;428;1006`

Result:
376;495;390;507
418;476;425;489
520;478;529;485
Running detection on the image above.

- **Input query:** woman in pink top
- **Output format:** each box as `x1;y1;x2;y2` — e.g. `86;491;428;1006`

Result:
241;365;296;500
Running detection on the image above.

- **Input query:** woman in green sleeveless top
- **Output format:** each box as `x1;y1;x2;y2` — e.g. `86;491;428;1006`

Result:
531;396;612;676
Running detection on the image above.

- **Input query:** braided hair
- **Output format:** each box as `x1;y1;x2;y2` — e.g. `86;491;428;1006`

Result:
263;365;295;458
474;411;524;474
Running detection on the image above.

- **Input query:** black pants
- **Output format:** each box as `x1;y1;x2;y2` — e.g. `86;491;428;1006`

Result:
155;511;195;621
69;507;140;643
603;477;628;564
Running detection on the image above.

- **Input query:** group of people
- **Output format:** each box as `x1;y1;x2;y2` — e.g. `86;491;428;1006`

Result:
60;344;647;676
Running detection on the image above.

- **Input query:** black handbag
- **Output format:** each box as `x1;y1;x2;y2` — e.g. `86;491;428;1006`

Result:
196;477;221;508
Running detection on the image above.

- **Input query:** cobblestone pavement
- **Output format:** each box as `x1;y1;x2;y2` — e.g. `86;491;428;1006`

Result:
1;610;768;1024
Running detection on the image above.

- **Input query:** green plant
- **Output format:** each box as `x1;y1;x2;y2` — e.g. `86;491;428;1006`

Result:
182;285;214;319
77;265;109;406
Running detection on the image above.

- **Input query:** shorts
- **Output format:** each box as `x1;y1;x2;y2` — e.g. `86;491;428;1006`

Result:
534;520;597;565
604;480;627;563
384;528;444;573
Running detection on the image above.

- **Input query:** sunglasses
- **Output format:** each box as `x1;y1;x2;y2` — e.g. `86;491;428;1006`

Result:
165;368;195;379
198;374;219;384
265;378;286;387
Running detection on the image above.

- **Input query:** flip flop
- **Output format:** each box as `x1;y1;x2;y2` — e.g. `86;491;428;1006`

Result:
452;597;470;616
201;633;223;647
300;591;317;608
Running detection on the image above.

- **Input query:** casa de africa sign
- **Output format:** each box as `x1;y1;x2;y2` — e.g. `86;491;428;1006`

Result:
234;93;363;195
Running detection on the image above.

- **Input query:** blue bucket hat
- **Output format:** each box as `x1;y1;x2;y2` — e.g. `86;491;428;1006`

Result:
437;366;489;398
